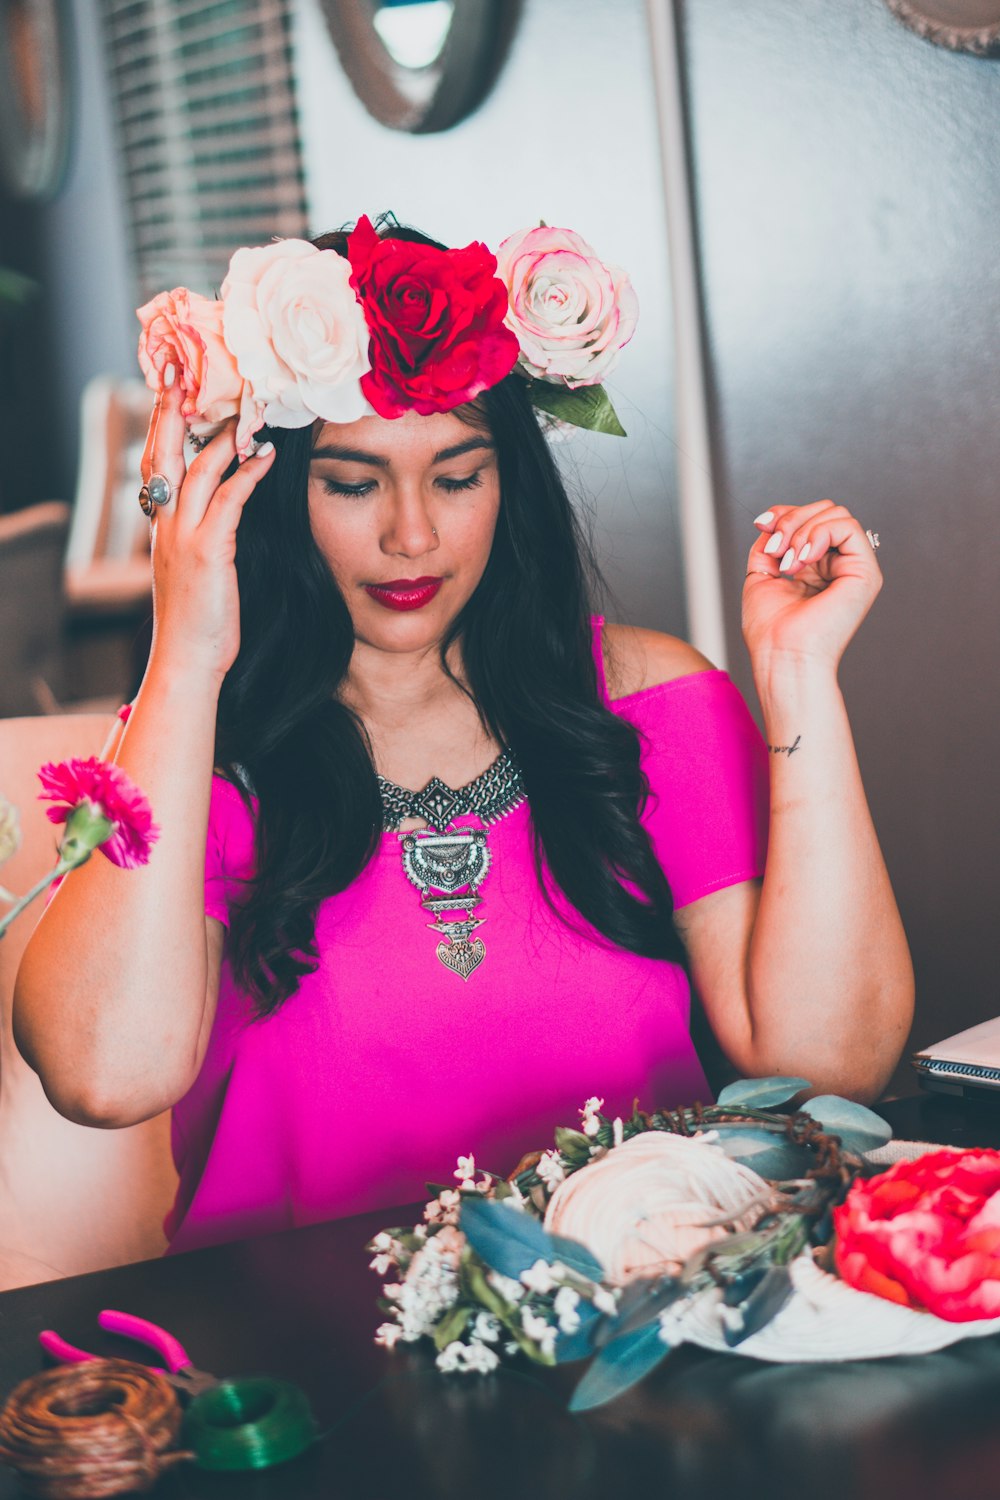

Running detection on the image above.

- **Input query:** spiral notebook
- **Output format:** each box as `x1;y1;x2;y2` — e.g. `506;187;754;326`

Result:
912;1016;1000;1096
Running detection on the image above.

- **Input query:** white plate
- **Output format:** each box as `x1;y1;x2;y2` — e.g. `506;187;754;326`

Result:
669;1255;1000;1362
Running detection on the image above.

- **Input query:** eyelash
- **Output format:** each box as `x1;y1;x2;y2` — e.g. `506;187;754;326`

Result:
320;471;484;499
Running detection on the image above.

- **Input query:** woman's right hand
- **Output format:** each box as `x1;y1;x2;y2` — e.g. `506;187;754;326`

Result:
140;371;276;686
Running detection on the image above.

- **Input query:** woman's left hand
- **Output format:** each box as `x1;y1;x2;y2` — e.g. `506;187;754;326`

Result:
742;501;882;671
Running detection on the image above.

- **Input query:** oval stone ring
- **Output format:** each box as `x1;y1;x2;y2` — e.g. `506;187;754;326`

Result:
138;472;177;516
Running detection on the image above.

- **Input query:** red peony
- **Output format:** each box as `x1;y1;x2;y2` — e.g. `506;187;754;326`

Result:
834;1149;1000;1322
346;215;520;418
37;758;160;870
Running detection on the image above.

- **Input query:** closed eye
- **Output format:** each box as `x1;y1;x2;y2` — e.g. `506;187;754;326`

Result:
318;470;485;499
320;478;376;498
437;470;483;494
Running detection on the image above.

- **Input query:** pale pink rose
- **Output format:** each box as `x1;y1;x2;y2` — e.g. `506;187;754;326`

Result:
544;1133;766;1286
221;239;373;443
136;289;260;449
497;226;639;388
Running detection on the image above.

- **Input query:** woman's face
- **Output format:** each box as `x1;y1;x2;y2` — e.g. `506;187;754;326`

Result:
307;408;501;655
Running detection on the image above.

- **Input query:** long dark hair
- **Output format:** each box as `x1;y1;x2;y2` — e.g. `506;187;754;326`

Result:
216;224;687;1014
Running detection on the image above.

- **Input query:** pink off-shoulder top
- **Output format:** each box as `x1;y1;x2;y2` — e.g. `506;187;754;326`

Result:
165;624;769;1253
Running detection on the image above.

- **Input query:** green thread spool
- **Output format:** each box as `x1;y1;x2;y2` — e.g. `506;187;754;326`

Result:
183;1376;318;1472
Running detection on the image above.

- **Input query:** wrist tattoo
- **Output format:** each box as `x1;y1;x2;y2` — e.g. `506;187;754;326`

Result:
767;734;802;756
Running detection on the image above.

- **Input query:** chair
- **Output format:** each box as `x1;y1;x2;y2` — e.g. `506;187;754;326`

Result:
0;713;177;1289
63;375;154;616
61;376;155;707
0;503;72;717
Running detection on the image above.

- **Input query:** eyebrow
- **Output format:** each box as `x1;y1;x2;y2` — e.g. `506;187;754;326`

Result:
310;438;495;467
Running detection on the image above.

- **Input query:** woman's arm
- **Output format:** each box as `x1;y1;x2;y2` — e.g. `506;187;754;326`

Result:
617;501;914;1103
13;381;274;1127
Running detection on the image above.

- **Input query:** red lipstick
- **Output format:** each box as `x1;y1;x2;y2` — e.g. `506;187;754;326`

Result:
364;577;443;612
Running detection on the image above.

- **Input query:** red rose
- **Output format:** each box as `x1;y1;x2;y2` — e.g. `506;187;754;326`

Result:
834;1148;1000;1322
347;215;519;418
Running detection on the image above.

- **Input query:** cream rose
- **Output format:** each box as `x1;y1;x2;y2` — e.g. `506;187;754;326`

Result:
497;225;639;388
221;239;373;441
0;795;21;867
543;1132;767;1286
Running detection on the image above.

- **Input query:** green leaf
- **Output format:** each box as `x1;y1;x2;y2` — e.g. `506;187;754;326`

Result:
568;1323;671;1412
433;1304;472;1351
554;1126;591;1162
715;1076;811;1109
805;1096;892;1152
459;1196;604;1282
462;1261;518;1325
526;380;627;437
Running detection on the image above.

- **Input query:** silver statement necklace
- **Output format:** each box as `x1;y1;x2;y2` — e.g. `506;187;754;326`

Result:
377;749;525;981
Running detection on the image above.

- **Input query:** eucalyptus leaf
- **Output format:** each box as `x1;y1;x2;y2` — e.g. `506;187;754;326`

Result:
526;380;627;437
568;1323;671;1412
553;1302;603;1364
712;1125;814;1181
805;1095;892;1152
595;1275;685;1346
723;1263;793;1347
459;1196;604;1282
715;1076;811;1109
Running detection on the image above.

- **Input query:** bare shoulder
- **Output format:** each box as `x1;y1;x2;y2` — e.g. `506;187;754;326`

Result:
602;623;714;701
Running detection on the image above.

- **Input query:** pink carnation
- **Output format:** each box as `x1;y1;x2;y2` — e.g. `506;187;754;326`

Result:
37;758;160;870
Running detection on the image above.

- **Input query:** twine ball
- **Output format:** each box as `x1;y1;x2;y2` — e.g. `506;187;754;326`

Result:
0;1358;191;1499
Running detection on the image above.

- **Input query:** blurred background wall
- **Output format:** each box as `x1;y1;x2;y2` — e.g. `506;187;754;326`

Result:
1;0;998;1087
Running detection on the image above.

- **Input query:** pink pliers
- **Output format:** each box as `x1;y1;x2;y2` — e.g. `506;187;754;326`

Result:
40;1310;217;1398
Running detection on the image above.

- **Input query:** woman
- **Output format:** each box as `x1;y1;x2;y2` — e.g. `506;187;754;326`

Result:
15;218;912;1253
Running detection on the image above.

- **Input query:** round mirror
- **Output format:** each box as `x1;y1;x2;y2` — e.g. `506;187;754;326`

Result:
319;0;521;133
886;0;1000;54
0;0;73;200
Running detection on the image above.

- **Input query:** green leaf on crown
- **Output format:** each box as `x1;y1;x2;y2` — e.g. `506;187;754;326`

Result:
526;380;627;437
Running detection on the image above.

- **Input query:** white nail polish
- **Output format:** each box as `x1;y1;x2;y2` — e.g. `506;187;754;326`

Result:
256;441;275;456
763;531;783;555
753;511;775;527
798;543;811;563
163;363;176;389
779;547;797;572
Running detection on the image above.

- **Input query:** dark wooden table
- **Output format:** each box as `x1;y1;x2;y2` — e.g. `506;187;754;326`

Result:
2;1092;999;1500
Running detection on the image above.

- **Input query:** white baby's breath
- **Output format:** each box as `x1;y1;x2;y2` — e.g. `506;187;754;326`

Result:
536;1151;566;1190
553;1286;582;1334
520;1259;556;1295
520;1308;557;1360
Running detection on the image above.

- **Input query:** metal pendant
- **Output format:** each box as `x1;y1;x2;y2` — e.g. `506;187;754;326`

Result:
400;829;491;980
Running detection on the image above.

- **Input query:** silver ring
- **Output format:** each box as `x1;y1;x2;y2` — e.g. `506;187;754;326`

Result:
146;473;177;507
865;529;880;551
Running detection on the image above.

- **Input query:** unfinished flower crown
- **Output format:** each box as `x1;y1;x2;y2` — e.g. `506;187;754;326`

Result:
136;216;638;457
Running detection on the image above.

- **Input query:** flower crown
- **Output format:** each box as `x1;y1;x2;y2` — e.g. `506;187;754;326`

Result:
136;217;638;457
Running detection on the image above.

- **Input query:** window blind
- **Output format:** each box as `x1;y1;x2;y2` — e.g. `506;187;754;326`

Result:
100;0;308;300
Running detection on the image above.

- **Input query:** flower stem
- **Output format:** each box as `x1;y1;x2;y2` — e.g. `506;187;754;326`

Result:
0;860;73;940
